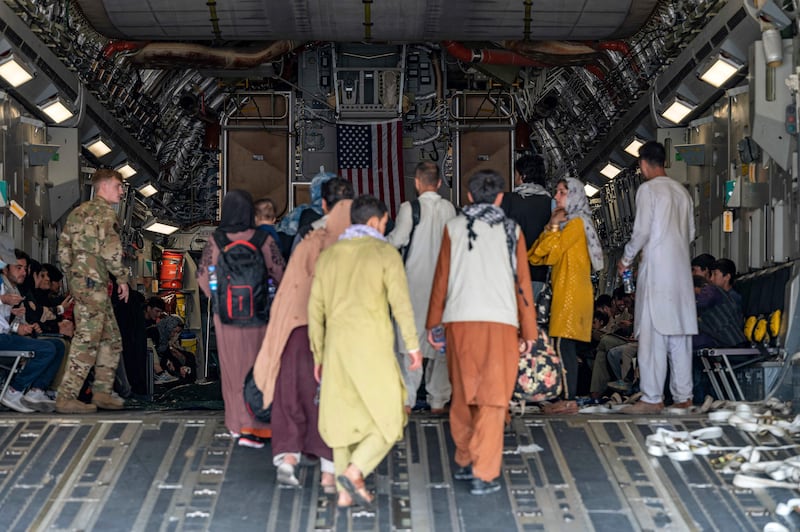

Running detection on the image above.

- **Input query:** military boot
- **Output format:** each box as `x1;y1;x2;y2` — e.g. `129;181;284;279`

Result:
92;392;125;410
55;397;98;414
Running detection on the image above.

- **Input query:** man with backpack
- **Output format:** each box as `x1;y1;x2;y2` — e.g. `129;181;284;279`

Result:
387;161;456;414
198;189;284;448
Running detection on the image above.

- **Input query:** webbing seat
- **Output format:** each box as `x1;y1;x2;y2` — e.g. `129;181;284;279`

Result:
0;350;34;401
697;347;777;401
697;261;797;401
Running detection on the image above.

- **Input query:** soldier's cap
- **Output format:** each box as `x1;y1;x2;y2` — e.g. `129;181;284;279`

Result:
0;234;14;265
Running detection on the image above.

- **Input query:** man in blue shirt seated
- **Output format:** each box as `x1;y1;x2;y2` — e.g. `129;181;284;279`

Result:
0;235;63;413
691;258;747;403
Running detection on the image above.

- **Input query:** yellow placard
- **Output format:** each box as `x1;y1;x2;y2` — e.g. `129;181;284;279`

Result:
8;200;26;220
723;210;734;233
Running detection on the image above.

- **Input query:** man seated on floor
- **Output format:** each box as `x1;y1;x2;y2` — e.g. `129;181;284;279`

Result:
144;296;165;330
142;296;177;385
0;238;63;413
589;288;634;398
607;342;639;392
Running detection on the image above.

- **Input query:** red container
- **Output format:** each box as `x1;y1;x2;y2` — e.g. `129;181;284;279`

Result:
159;250;185;290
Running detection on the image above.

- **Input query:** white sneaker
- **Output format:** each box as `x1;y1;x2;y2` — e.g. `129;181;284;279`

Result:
1;388;35;413
154;372;179;384
277;462;300;486
23;388;56;412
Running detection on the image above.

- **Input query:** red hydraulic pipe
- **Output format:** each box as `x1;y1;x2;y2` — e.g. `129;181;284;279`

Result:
584;64;606;81
103;40;147;59
441;41;547;67
592;41;631;55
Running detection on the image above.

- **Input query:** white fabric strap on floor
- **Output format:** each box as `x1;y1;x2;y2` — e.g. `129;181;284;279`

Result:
645;427;724;461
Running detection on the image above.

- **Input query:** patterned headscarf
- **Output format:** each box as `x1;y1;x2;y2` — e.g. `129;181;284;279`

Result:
561;177;604;272
339;224;387;242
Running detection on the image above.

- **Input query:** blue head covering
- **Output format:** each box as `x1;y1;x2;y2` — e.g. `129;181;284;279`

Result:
276;169;338;235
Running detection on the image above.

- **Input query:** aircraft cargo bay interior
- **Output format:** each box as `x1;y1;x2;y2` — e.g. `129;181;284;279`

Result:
0;0;800;530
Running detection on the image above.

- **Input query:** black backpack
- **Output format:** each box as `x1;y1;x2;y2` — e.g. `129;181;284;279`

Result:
400;199;421;263
213;230;270;326
243;367;271;423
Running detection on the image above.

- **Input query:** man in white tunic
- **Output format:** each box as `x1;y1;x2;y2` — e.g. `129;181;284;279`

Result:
617;141;697;414
388;161;457;413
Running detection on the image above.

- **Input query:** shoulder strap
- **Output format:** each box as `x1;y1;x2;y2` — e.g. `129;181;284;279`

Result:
213;231;230;251
402;199;422;263
250;229;268;249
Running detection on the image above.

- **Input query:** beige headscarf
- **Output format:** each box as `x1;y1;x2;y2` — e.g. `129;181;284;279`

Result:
252;199;353;408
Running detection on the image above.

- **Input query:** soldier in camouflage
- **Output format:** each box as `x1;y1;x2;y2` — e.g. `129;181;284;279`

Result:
55;168;130;414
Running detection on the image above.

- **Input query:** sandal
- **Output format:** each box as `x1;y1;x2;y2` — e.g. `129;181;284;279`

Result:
541;400;578;415
337;469;374;510
337;490;353;508
321;472;337;494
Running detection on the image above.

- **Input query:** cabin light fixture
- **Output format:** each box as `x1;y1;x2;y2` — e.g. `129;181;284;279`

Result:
584;183;600;197
83;135;113;158
137;183;158;198
142;217;179;235
38;95;74;124
698;54;744;88
623;138;645;157
115;161;137;179
660;95;696;125
0;53;34;87
600;162;622;179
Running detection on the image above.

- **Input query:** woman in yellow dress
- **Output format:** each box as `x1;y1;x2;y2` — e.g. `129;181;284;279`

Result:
529;177;604;414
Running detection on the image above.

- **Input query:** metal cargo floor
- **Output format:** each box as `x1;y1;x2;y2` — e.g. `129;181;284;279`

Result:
0;411;797;531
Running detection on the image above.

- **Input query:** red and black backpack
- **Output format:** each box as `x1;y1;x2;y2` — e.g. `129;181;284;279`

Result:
212;230;270;326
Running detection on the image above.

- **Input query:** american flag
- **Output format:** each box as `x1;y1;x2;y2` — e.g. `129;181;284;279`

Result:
337;120;405;217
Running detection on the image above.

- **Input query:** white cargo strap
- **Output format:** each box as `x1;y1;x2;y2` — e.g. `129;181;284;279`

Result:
645;426;724;461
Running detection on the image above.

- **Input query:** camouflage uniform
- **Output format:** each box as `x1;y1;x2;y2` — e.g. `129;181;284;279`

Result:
57;196;128;399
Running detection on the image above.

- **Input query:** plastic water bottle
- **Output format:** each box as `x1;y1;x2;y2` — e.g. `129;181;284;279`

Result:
267;278;277;302
208;265;218;294
622;268;635;294
431;325;446;354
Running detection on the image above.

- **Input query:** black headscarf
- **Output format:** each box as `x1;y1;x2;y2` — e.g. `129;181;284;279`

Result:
217;189;255;233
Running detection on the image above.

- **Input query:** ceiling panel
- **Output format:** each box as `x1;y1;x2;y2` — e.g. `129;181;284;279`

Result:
76;0;659;42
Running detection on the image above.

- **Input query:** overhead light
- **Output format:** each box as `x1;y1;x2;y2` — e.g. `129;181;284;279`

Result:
38;95;74;124
143;218;179;235
83;135;113;158
137;183;158;197
762;28;783;68
699;54;744;88
660;96;696;125
624;138;645;157
0;53;34;87
600;162;622;179
115;161;137;179
584;183;600;197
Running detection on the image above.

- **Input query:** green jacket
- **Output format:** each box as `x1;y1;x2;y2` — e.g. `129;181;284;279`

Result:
59;196;129;287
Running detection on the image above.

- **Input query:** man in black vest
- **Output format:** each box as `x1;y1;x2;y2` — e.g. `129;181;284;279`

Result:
501;155;551;300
